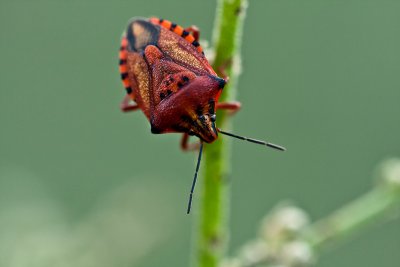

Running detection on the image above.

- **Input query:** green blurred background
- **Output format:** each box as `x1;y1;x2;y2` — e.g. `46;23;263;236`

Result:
1;0;399;266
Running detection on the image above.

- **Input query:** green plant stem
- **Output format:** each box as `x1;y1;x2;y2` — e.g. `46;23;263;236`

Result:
196;1;248;267
305;185;400;250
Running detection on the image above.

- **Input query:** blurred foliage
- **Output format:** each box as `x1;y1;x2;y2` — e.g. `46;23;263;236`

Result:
0;168;174;267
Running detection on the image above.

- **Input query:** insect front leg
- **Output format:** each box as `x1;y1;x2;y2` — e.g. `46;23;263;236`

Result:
181;133;201;151
216;59;233;82
184;26;200;42
120;95;139;112
217;101;241;115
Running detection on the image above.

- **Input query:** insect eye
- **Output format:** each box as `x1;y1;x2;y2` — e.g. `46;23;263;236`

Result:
210;114;216;122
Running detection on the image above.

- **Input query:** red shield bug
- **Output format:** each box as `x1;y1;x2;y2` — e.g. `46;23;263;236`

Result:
118;17;286;213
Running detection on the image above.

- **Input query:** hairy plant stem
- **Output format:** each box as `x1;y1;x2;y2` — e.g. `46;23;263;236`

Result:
305;184;400;250
196;1;248;267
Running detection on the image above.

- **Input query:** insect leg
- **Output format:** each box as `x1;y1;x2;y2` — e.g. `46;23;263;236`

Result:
120;95;139;112
216;101;242;115
184;26;200;42
181;133;201;151
216;59;233;81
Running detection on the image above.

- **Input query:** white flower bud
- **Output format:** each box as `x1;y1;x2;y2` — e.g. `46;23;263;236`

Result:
239;240;269;266
280;241;314;267
220;258;241;267
377;158;400;190
261;204;310;244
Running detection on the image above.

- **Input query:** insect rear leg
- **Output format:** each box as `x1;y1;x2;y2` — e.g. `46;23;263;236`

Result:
184;26;200;42
121;95;139;112
181;133;201;151
217;101;241;115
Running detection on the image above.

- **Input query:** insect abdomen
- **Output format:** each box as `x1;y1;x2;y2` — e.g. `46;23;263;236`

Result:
119;37;133;96
126;18;160;53
149;17;204;54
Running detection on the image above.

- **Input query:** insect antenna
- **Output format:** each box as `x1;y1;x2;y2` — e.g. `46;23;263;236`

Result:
187;141;204;214
217;128;286;151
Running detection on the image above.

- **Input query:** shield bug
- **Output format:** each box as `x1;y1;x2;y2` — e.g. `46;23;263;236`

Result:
118;17;285;213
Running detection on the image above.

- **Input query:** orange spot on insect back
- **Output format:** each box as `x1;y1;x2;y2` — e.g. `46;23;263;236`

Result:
161;20;172;29
149;17;159;24
197;47;203;53
122;78;130;88
185;35;195;43
121;38;128;48
174;26;184;36
119;64;128;73
119;51;127;60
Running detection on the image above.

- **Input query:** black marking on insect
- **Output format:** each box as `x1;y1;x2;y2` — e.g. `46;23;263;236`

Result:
127;19;160;52
121;73;128;79
182;30;189;37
